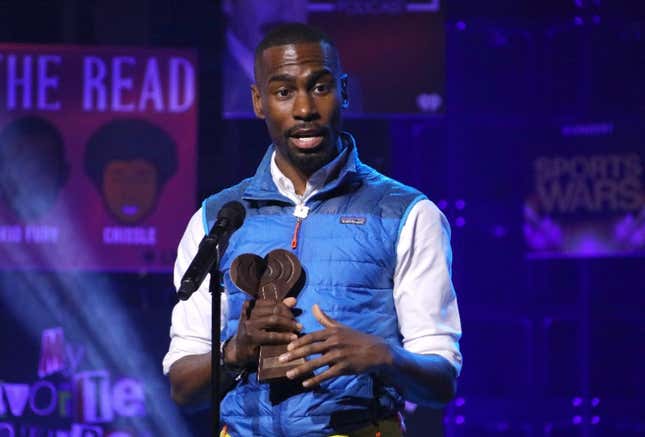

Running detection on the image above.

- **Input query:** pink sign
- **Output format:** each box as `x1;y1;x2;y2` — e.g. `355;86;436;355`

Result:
0;43;197;271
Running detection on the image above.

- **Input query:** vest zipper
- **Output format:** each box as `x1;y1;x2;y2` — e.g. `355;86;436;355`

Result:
291;204;309;250
291;218;302;249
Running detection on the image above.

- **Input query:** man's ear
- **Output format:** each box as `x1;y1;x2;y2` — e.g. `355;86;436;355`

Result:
340;74;349;109
251;84;265;119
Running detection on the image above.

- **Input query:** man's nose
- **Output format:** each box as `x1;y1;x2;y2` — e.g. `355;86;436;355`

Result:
292;91;318;121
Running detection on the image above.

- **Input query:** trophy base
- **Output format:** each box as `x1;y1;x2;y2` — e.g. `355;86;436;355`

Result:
258;344;305;382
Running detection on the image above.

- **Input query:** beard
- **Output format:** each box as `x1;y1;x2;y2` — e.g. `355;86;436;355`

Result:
284;139;339;176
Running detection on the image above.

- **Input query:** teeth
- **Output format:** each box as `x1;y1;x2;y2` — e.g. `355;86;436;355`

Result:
292;136;322;148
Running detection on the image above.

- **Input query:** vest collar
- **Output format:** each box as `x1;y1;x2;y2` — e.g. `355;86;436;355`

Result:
242;132;361;202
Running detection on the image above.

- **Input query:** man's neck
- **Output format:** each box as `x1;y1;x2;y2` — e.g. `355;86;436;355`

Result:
274;154;311;196
273;136;348;196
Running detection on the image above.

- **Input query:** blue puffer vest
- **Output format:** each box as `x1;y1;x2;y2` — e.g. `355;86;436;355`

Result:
203;136;425;436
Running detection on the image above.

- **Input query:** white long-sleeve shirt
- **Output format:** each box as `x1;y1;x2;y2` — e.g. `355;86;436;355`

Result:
163;151;462;376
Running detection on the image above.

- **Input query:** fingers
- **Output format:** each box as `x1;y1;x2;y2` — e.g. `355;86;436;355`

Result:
312;304;339;328
248;300;302;332
247;313;301;333
278;340;329;362
250;300;297;320
287;329;331;351
285;352;347;387
282;297;297;307
287;351;340;379
301;365;346;388
248;329;298;345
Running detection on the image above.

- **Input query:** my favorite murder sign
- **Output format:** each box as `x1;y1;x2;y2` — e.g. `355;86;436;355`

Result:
0;327;151;436
0;44;197;271
524;121;644;258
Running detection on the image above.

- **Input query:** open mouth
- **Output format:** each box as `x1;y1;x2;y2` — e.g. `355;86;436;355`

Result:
289;135;324;150
288;126;327;151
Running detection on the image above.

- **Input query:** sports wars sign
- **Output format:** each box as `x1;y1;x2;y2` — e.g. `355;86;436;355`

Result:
524;121;645;258
0;43;197;271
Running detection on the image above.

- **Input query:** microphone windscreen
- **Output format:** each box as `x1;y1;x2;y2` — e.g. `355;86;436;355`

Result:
217;201;246;231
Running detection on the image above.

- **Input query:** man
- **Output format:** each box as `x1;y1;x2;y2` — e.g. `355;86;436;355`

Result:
164;23;462;436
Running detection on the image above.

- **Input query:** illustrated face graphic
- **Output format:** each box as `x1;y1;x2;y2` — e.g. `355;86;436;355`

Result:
0;133;68;222
101;159;158;224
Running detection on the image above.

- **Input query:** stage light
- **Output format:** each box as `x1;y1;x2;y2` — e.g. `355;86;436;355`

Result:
0;204;191;435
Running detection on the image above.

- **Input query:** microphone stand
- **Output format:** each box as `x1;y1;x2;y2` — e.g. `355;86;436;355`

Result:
177;201;245;435
210;254;223;437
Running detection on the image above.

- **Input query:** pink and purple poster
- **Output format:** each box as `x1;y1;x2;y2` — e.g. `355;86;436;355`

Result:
0;43;197;272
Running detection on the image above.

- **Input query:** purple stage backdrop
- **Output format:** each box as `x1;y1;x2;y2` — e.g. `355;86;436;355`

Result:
222;0;444;117
309;0;444;115
0;43;197;272
524;121;645;258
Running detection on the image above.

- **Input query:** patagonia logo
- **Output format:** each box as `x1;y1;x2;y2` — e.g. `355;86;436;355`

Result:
340;216;366;225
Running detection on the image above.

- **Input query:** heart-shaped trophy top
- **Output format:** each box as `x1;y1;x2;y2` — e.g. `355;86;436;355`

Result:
230;249;303;302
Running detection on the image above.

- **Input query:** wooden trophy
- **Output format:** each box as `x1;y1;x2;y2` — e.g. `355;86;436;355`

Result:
230;249;305;382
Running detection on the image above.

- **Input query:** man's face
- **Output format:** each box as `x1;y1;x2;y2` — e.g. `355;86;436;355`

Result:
102;159;158;224
252;41;346;176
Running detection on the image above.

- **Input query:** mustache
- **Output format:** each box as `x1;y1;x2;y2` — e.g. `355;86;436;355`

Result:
285;124;328;137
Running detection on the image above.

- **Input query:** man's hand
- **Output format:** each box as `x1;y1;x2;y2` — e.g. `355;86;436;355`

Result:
278;304;393;388
224;297;301;368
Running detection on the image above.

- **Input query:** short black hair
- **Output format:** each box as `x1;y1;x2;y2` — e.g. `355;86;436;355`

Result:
84;119;178;189
253;22;340;81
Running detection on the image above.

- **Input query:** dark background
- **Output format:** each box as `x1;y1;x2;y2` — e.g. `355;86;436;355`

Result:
0;1;643;436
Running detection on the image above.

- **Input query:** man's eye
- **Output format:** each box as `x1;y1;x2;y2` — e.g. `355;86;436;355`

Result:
313;84;330;94
276;88;291;98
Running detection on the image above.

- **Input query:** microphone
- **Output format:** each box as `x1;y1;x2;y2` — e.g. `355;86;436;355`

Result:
177;201;246;300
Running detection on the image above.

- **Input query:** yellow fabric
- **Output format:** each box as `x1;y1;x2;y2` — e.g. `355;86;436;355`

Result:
221;417;402;437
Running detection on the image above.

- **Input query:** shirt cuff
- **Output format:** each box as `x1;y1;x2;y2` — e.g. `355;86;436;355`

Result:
162;335;212;375
403;334;463;376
